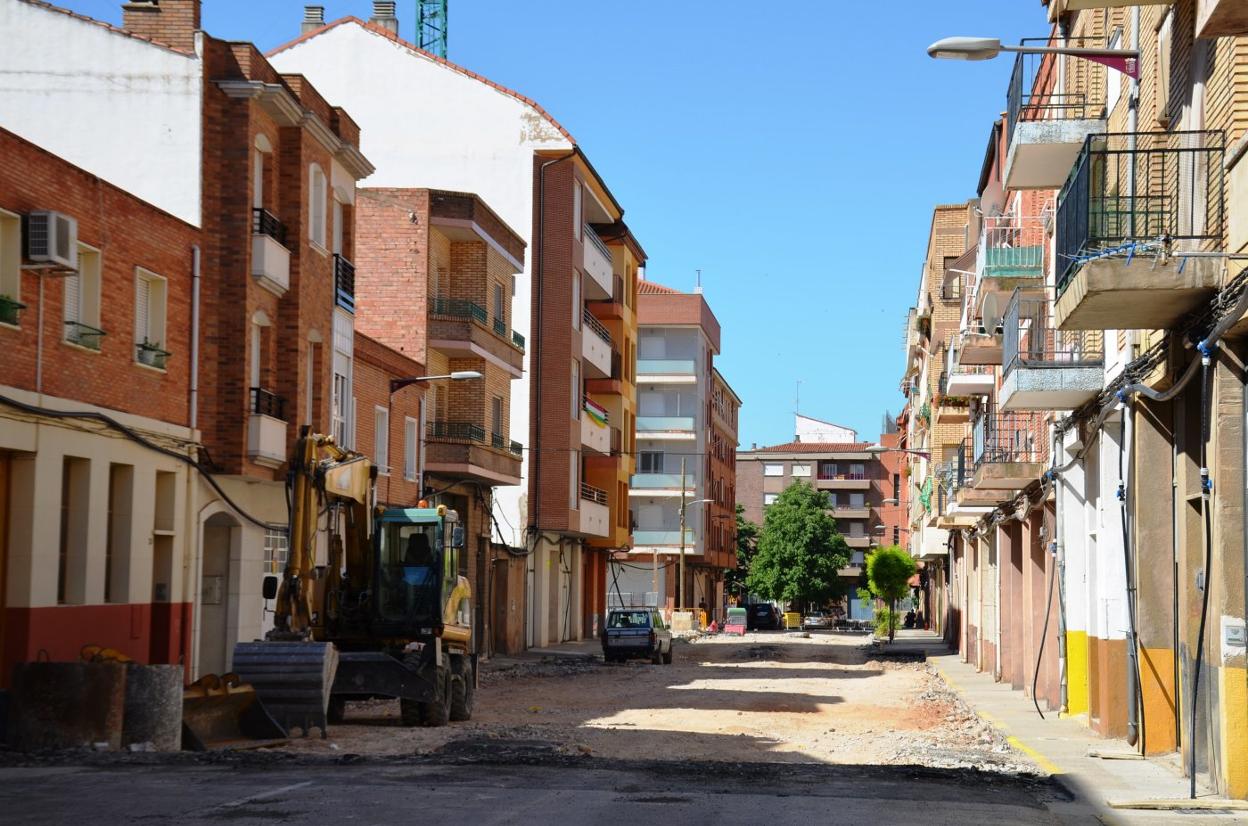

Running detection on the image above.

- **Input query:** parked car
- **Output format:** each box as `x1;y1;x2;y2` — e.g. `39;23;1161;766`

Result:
802;611;834;630
601;608;673;664
746;603;781;631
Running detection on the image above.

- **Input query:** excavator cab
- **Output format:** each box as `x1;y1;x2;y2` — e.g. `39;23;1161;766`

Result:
374;508;456;635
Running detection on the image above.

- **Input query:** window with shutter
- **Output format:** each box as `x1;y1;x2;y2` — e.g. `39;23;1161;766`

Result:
63;272;81;327
374;405;389;474
309;165;327;248
404;417;418;481
135;276;150;344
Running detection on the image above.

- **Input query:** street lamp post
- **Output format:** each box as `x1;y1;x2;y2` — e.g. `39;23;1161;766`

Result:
387;370;483;500
865;444;931;460
926;36;1139;79
677;456;713;614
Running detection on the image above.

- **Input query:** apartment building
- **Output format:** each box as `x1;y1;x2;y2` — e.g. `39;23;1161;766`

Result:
352;186;527;654
0;0;374;677
908;0;1248;799
736;418;881;620
613;280;736;620
0;127;201;683
270;4;642;649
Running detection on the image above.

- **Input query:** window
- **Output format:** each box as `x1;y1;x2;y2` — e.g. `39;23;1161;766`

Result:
64;244;102;349
571;358;580;420
309;164;327;248
331;198;344;255
253;149;264;209
764;493;778;506
374;405;390;474
0;208;20;314
572;273;581;330
849;463;865;479
849;522;865;538
134;268;167;365
763;463;784;477
492;395;504;441
893;526;900;545
849;492;865;509
827;492;838;508
791;463;811;477
264;528;289;575
1156;10;1173;125
332;314;353;446
819;461;837;479
892;473;900;501
494;281;505;327
404;416;418;481
573;183;582;240
638;451;663;474
332;373;350;445
105;463;134;604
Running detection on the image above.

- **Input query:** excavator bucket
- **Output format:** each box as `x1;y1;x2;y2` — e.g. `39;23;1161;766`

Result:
181;673;287;751
231;641;339;738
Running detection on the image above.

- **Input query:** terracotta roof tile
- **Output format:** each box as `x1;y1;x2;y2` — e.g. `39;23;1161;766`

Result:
637;280;682;295
268;17;574;144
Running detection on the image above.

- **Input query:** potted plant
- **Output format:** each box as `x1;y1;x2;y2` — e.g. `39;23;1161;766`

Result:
0;294;25;326
137;338;170;369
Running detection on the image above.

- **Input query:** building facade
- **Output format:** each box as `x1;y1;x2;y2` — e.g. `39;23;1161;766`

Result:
905;0;1248;799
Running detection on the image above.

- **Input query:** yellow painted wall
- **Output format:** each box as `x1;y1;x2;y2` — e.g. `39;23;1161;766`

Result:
1221;666;1248;799
1066;629;1089;716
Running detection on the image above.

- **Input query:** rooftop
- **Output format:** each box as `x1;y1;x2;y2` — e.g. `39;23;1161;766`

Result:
741;441;873;455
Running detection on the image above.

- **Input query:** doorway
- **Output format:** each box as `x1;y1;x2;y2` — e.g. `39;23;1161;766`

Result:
199;512;239;676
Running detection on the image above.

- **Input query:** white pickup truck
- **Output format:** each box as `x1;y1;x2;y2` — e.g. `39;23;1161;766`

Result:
601;608;673;664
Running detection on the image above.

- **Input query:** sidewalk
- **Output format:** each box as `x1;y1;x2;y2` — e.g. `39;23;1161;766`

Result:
484;637;602;667
890;631;1248;823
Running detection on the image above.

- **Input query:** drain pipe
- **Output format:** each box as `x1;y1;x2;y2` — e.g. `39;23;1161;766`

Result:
1119;395;1142;748
1190;347;1214;799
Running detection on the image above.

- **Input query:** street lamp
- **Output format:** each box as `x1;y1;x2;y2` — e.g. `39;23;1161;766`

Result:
678;496;714;614
865;444;931;460
389;370;482;394
927;36;1139;78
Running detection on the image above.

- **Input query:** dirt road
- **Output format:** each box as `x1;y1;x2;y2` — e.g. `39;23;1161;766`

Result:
285;631;1036;773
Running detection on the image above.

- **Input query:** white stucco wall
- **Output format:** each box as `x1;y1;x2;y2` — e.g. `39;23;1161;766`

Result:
0;0;203;226
795;414;857;444
270;23;574;544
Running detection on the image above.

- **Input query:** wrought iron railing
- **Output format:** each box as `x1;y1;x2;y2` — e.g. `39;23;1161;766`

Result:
1002;289;1104;374
509;440;523;456
64;320;106;351
431;297;488;324
493;317;506;336
972;403;1046;468
251;207;288;246
333;254;355;313
583;307;613;346
580;481;608;506
250;387;287;420
1056;131;1226;292
1006;36;1104;150
491;431;505;450
426;420;486;443
511;330;526;351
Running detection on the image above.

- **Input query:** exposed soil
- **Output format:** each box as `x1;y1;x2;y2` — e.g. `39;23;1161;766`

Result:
276;631;1038;775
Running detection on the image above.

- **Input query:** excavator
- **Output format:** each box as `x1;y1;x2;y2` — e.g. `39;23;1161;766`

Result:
230;426;477;736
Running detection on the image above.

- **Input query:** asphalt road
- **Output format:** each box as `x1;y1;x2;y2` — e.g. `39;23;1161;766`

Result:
0;753;1095;825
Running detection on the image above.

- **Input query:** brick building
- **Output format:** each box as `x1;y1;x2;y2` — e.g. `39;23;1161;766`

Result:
353;186;528;655
0;127;201;682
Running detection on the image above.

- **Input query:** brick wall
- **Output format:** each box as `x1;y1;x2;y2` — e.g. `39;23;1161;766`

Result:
0;128;199;425
121;0;200;53
353;331;423;507
354;188;430;364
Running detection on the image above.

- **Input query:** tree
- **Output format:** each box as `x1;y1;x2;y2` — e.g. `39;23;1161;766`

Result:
866;545;916;642
725;504;759;600
747;482;849;608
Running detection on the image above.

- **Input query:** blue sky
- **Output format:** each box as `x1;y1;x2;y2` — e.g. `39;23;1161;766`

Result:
63;0;1046;447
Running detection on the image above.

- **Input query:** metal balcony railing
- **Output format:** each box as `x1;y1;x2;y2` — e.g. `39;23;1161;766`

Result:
972;404;1047;469
252;207;288;246
426;420;486;443
580;482;608;506
250;387;287;420
584;224;612;263
493;317;506;337
491;431;505;450
583;307;613;346
430;297;488;324
511;330;526;351
1006;37;1104;149
1056;131;1226;292
333;254;355;313
64;320;106;351
980;213;1047;277
509;439;523;456
1002;290;1104;374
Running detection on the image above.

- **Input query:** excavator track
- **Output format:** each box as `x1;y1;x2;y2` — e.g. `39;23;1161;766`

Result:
231;641;338;738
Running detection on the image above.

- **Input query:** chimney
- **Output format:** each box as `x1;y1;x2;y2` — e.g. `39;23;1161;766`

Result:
121;0;201;53
370;1;399;35
302;5;325;34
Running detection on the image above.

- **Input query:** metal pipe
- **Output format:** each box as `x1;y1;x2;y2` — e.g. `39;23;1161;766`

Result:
189;244;200;430
1121;400;1141;747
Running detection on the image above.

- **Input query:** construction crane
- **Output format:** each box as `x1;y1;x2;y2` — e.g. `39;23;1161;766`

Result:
418;0;448;58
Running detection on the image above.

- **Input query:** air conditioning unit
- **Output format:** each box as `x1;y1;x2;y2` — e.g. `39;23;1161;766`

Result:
24;210;78;270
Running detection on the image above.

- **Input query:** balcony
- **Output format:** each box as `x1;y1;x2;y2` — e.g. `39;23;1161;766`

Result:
581;308;613;378
943;442;997;524
582;224;614;299
425;420;521;485
579;482;610;537
971;406;1047;492
1004;41;1106;190
632;529;696;548
251;208;290;297
974;213;1047;329
630;474;693;497
1048;0;1174;17
636;416;696;441
844;535;871;549
429;297;523;373
814;472;870;490
247;387;287;469
581;396;610;454
637;359;697;383
832;507;870;520
1197;0;1248;37
333;253;355;314
1000;291;1103;411
1055;131;1226;331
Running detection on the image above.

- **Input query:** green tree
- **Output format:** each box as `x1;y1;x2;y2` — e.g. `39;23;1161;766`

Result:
866;545;916;642
747;482;849;608
725;504;759;600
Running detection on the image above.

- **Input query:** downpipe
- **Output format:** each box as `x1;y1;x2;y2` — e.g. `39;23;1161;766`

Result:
1189;348;1214;800
1118;395;1142;748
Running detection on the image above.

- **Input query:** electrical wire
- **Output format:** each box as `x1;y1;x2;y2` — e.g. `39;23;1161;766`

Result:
0;392;282;531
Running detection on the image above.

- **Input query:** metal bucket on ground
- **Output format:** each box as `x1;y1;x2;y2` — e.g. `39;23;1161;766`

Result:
231;641;338;738
181;672;287;751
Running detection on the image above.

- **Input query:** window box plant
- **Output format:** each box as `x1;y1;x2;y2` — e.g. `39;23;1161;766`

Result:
65;321;107;351
0;295;26;326
136;338;171;369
